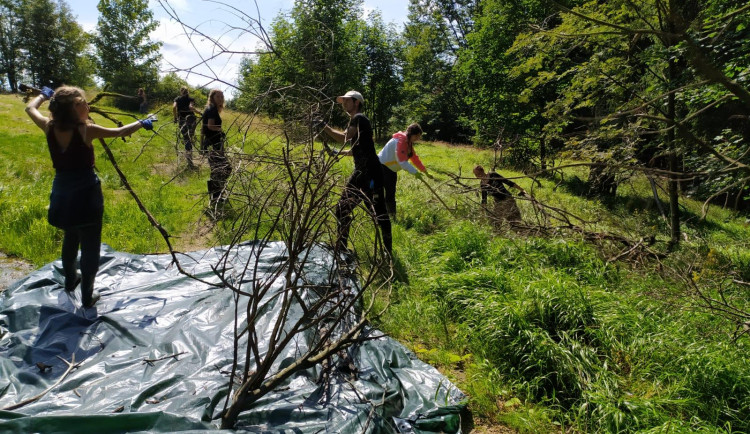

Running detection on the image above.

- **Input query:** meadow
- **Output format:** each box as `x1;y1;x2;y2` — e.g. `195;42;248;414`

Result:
1;92;749;433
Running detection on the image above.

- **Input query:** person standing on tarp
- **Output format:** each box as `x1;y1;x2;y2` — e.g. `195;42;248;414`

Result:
25;86;153;308
173;86;200;169
377;122;433;220
473;164;526;227
137;88;148;114
322;90;392;256
201;89;231;210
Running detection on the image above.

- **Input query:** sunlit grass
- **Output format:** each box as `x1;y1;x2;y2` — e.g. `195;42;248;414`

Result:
3;92;750;432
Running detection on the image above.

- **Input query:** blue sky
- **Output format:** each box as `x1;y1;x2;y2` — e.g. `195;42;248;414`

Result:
65;0;410;93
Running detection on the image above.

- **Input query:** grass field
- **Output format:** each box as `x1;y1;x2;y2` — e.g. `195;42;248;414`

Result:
2;92;749;433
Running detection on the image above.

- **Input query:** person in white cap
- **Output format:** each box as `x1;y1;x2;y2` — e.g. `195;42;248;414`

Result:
321;90;392;256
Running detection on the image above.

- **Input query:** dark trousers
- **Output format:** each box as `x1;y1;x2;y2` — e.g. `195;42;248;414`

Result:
335;175;392;255
61;221;102;306
208;150;231;203
381;164;398;218
178;116;197;151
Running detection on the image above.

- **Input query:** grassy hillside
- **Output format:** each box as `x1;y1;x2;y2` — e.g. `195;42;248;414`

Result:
1;92;749;432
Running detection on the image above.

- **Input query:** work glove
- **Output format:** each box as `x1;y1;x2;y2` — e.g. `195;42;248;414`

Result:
40;86;55;99
323;142;338;156
414;171;424;181
311;117;327;129
138;119;154;131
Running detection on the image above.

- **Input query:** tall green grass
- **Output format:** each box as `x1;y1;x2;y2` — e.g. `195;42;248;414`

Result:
378;162;750;432
383;216;750;432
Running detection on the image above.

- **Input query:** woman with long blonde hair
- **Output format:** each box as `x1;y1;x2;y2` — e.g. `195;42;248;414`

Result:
25;86;153;308
201;89;231;209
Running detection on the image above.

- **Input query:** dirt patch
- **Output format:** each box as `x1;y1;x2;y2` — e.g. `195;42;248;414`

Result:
0;252;35;293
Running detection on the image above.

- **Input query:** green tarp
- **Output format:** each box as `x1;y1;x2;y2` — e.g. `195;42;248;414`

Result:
0;243;466;432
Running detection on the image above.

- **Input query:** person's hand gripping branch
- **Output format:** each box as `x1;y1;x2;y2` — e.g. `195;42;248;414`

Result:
138;114;158;131
323;140;340;157
40;86;55;99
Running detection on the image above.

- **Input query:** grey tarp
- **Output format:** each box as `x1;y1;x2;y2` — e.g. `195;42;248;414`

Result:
0;243;466;433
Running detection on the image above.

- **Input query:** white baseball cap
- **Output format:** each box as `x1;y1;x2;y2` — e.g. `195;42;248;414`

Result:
336;90;364;103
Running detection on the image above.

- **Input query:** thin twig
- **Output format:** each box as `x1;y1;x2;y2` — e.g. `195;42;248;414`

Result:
2;355;80;411
142;352;187;366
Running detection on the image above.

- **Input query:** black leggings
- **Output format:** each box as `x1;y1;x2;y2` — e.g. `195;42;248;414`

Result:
178;116;197;151
335;175;392;254
208;149;231;203
61;222;101;305
381;164;398;217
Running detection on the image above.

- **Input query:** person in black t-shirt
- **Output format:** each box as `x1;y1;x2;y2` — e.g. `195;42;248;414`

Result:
172;86;201;169
473;165;526;226
202;89;231;209
322;90;392;256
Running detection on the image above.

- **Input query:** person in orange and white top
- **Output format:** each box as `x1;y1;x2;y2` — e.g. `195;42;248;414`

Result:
377;122;433;219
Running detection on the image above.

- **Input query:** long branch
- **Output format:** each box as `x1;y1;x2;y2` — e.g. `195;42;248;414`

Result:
97;137;220;287
2;355;80;411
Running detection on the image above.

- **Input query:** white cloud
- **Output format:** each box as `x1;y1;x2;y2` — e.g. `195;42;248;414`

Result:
152;15;259;95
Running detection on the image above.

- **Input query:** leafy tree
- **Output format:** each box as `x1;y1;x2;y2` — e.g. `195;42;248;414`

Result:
511;0;750;244
237;0;363;117
361;12;402;139
57;2;95;88
237;0;404;137
237;0;405;135
94;0;161;100
16;0;90;88
456;0;568;173
0;0;22;91
149;72;195;106
395;0;474;142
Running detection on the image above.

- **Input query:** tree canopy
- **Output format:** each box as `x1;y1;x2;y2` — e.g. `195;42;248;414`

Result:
94;0;161;97
0;0;91;90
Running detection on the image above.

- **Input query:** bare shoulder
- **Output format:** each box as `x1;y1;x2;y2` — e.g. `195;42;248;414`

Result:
345;121;359;142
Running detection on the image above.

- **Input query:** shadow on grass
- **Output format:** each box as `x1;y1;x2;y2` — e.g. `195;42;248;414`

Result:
555;175;738;238
391;253;410;285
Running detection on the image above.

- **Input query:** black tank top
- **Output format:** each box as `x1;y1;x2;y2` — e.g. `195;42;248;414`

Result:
46;123;94;170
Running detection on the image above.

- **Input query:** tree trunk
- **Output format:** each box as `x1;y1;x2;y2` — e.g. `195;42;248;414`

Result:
668;152;680;245
667;0;681;247
540;129;547;171
7;69;18;92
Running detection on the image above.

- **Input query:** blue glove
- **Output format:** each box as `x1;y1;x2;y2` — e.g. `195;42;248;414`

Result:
40;86;55;99
139;119;153;131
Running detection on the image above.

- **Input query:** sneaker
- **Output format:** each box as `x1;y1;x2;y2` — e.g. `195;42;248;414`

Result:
83;290;100;308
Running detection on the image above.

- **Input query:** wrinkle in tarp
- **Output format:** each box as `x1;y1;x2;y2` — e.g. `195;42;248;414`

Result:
0;243;465;433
